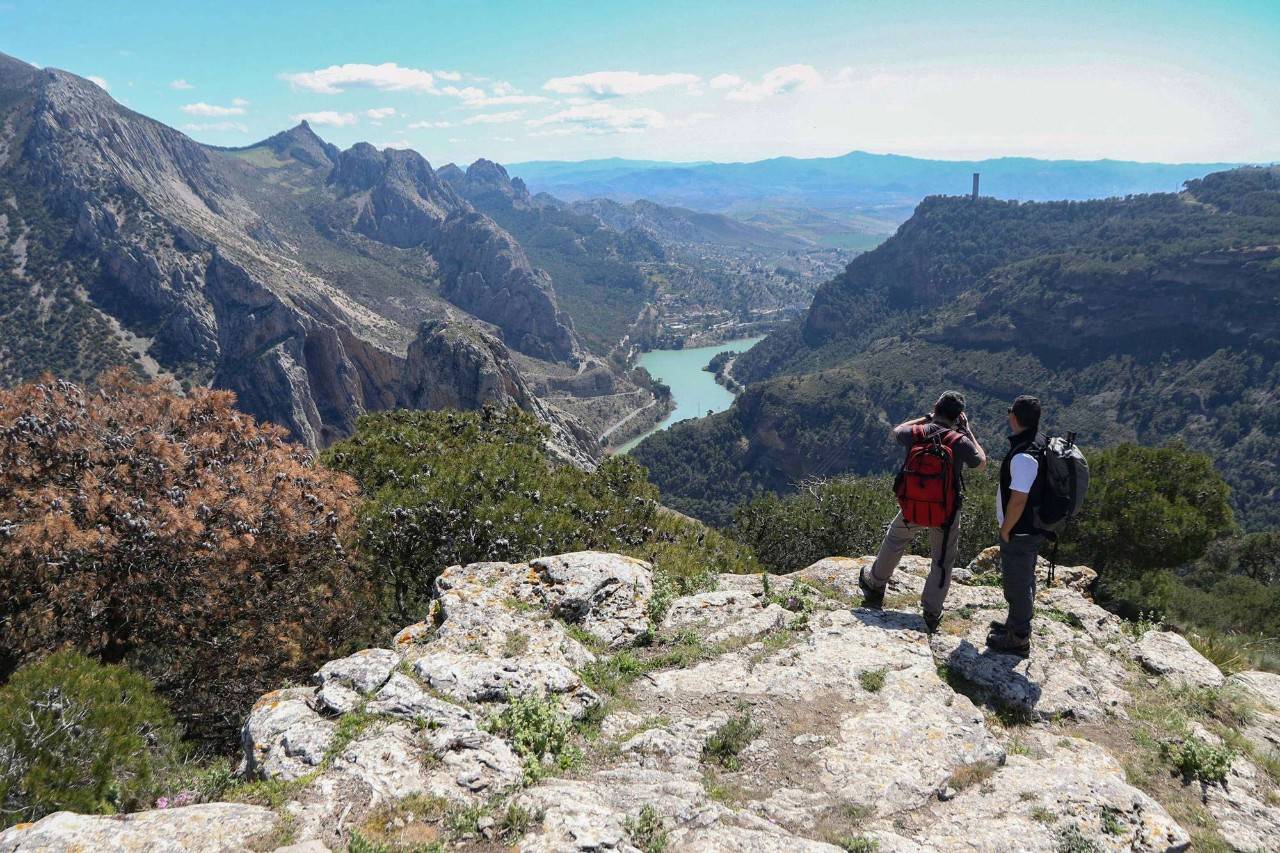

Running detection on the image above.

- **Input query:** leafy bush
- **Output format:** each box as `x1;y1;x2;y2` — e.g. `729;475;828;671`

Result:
323;407;757;621
0;374;374;745
1162;734;1235;784
625;804;669;853
702;710;761;770
1061;444;1236;581
0;651;181;827
733;466;999;573
483;693;579;782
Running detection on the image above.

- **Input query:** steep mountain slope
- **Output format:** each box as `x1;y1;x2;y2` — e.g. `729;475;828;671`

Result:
0;53;619;458
633;167;1280;527
512;152;1242;223
439;159;663;354
443;158;849;357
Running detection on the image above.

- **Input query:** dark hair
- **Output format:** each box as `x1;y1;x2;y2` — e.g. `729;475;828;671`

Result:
934;391;966;422
1010;395;1041;432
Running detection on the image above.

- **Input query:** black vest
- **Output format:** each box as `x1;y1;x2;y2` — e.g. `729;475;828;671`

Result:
1000;429;1043;535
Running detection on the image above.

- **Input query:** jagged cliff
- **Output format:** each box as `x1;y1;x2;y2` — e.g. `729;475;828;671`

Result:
5;550;1278;851
0;52;602;459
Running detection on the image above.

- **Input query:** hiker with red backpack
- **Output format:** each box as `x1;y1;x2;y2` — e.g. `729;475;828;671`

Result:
859;391;987;633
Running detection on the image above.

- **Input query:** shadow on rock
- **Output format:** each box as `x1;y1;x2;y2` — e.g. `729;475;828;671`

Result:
851;606;930;635
942;639;1043;717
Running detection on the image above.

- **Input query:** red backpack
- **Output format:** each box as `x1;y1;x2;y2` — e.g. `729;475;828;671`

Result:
894;425;962;527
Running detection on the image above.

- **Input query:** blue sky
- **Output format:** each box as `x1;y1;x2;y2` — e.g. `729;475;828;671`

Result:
5;0;1279;165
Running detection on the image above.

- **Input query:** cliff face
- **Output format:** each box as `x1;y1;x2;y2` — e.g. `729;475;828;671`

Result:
7;550;1277;850
0;53;596;458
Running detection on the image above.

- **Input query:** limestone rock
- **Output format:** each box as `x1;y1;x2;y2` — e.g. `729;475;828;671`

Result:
966;545;1097;592
1201;753;1280;852
0;803;278;852
1227;670;1280;755
529;552;654;648
1132;631;1225;688
870;733;1190;852
313;648;400;714
240;688;335;781
930;604;1131;722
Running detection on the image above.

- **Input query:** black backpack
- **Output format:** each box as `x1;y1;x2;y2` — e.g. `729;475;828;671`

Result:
1030;431;1090;536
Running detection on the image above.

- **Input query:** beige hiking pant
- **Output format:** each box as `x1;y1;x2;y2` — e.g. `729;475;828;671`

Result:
868;511;961;615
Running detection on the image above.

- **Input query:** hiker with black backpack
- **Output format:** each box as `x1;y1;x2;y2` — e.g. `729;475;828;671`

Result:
987;395;1089;656
859;391;986;633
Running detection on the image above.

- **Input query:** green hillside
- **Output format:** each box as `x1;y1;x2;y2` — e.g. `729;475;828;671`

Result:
633;167;1280;528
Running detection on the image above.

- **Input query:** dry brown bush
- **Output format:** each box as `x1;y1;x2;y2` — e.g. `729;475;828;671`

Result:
0;372;373;745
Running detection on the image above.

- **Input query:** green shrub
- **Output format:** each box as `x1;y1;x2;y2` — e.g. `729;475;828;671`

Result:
858;668;887;693
1162;735;1235;784
483;693;579;782
702;711;762;770
733;467;998;574
624;804;669;853
0;651;182;827
323;407;757;622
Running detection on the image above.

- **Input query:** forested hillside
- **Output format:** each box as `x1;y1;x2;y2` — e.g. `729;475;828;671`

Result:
634;167;1280;528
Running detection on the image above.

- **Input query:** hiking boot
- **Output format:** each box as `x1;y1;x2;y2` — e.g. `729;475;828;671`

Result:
858;567;885;609
987;620;1009;635
923;609;942;634
986;629;1031;657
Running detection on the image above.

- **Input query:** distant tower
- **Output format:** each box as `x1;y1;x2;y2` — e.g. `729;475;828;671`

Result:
971;172;980;200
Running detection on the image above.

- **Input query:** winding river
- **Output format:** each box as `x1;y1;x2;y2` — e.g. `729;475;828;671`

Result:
614;336;764;454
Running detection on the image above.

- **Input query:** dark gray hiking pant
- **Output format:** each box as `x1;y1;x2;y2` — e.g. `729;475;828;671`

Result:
868;511;961;616
1000;533;1044;636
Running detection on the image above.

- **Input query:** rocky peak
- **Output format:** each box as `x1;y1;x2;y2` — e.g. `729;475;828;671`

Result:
255;121;339;169
9;550;1277;850
436;161;466;185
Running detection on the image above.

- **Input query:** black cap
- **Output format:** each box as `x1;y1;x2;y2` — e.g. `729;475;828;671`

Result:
934;390;966;421
1010;395;1041;429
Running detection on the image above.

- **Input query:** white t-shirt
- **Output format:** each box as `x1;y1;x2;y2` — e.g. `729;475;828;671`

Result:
996;453;1039;525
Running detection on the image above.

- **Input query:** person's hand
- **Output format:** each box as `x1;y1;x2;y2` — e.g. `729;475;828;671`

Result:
1000;527;1011;543
957;412;969;431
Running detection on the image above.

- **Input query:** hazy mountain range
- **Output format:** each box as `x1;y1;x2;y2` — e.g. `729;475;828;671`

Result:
511;152;1246;227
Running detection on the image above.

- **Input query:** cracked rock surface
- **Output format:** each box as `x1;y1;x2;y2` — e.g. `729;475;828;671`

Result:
7;549;1277;852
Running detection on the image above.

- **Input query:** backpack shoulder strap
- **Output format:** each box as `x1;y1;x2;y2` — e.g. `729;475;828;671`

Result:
940;429;963;447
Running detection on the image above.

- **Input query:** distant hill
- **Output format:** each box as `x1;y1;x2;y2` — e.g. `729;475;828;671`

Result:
632;167;1280;529
510;152;1246;225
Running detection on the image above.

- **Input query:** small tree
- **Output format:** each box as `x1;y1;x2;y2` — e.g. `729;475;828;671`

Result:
0;373;373;745
1062;443;1236;579
0;651;182;827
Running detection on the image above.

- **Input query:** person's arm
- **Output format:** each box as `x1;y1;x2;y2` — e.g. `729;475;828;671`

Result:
957;413;987;471
893;415;931;446
1000;454;1037;540
1001;492;1027;541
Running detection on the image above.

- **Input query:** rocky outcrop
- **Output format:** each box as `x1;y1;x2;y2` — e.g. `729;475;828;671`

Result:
9;550;1277;851
0;54;598;452
0;803;279;852
332;145;578;363
400;318;599;466
1132;630;1226;688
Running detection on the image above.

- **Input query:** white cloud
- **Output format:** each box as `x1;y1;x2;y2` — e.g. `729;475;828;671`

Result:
542;71;700;99
491;136;516;142
182;101;246;116
292;110;358;127
709;74;742;89
87;75;109;91
527;102;667;134
169;78;194;90
232;97;250;107
379;139;412;150
463;93;550;108
182;121;248;133
435;70;462;82
408;119;455;129
491;80;517;96
280;62;438;94
441;85;486;101
365;107;397;120
724;64;823;102
462;110;524;125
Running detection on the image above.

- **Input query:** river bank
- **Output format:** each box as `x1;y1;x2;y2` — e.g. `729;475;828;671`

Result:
610;336;764;454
